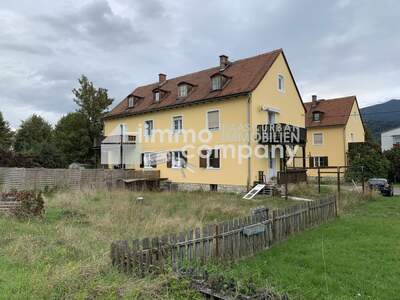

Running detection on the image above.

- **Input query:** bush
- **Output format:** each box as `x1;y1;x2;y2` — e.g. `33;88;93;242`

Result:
1;191;45;217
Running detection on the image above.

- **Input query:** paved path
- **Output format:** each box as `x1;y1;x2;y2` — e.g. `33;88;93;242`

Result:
394;187;400;196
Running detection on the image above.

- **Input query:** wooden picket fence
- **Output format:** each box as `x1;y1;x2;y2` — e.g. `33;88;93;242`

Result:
111;196;337;276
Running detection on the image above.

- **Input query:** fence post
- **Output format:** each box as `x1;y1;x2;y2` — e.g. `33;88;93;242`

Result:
317;167;321;194
215;224;220;259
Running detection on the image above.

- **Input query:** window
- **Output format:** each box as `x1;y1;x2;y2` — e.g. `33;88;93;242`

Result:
309;156;328;168
144;120;153;136
393;135;400;145
211;76;222;90
313;133;323;145
171;151;186;168
154;91;160;102
313;112;321;122
278;74;285;92
128;96;135;108
210;184;218;192
199;149;220;169
207;110;219;131
128;135;136;143
172;116;183;133
268;111;276;124
141;152;156;168
178;84;188;97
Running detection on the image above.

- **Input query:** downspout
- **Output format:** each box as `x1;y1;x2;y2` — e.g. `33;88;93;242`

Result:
343;126;347;166
247;92;252;190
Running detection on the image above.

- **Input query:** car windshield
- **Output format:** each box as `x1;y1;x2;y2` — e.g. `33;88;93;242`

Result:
369;178;387;185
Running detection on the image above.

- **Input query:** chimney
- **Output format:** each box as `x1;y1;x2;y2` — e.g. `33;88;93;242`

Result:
219;55;229;69
311;95;318;107
158;73;166;84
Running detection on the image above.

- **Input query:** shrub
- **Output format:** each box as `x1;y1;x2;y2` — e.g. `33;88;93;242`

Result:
1;190;45;217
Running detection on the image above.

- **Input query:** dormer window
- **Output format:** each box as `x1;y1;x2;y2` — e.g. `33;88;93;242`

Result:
211;75;222;91
313;112;321;122
128;96;135;108
154;91;160;102
178;84;188;97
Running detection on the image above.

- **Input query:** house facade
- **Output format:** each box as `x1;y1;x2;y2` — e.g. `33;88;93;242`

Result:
381;127;400;151
103;49;306;192
304;96;365;176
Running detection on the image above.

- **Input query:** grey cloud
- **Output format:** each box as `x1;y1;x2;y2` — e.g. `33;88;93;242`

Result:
0;0;399;128
35;0;147;49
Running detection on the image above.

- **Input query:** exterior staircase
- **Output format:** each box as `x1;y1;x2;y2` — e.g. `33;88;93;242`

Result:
252;181;282;197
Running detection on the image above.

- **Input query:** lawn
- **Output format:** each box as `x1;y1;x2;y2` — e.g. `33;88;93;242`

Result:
0;190;298;299
208;195;400;299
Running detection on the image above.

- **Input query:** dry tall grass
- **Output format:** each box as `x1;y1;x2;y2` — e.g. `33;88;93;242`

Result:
0;189;298;299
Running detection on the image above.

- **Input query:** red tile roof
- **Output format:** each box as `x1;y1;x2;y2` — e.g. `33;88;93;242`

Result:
105;49;285;119
304;96;357;128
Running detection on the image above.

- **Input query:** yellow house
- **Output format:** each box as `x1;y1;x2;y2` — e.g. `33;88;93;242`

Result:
103;49;306;192
304;95;365;176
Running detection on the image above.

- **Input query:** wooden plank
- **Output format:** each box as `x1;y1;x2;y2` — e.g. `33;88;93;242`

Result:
169;233;177;272
187;229;194;261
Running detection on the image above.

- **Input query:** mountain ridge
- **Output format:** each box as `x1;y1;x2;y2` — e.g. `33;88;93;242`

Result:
360;99;400;142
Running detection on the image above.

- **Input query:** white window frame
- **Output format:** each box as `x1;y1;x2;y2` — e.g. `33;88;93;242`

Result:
144;120;154;137
171;151;184;169
178;85;188;97
313;132;323;145
206;148;221;170
128;96;134;108
277;74;285;92
143;152;154;169
211;76;222;91
154;91;160;102
206;109;220;131
313;112;321;122
172;115;183;134
312;156;328;167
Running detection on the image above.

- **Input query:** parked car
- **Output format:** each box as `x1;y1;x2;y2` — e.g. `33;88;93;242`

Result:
367;178;394;197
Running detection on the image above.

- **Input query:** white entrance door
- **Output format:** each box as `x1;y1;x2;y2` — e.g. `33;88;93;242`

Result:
268;146;280;181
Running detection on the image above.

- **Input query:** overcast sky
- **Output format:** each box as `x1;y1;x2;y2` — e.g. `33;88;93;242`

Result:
1;0;399;128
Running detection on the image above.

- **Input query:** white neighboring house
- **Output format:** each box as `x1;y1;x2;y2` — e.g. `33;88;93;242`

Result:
381;127;400;151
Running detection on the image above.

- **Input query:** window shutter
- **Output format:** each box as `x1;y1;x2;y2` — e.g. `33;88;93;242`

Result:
309;157;314;168
208;111;219;130
199;150;207;168
322;157;328;167
167;152;172;168
183;151;188;167
140;153;144;168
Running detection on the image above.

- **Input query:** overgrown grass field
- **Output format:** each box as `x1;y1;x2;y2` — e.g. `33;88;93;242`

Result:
0;190;297;299
208;195;400;299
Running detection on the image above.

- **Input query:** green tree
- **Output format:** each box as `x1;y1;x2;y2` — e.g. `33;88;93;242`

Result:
346;142;390;181
14;114;64;168
0;111;14;151
384;148;400;183
72;75;113;164
54;112;92;165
